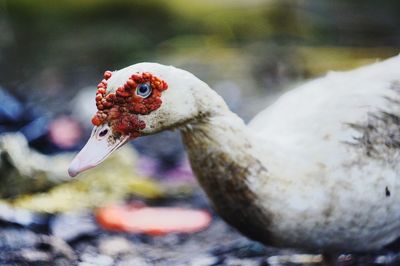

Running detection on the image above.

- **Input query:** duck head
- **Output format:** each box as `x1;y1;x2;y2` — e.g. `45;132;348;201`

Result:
68;63;209;177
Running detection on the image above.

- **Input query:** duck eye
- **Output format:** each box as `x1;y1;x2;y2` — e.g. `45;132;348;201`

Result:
99;128;108;137
136;83;152;98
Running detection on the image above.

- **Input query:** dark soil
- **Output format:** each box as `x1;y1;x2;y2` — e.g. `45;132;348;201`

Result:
1;193;400;266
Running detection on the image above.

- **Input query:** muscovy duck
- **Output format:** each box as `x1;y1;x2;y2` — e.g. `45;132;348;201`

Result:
69;56;400;261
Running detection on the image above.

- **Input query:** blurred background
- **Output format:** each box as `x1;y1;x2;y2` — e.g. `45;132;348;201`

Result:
0;0;399;265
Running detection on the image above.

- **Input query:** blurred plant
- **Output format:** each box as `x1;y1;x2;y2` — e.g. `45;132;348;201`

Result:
1;145;166;213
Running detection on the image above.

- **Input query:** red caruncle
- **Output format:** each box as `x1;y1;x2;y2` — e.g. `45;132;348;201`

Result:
91;71;168;137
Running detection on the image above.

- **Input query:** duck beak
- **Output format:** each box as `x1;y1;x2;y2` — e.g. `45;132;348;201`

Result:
68;125;129;177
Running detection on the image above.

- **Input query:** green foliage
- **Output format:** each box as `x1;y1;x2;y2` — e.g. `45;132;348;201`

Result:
0;0;399;99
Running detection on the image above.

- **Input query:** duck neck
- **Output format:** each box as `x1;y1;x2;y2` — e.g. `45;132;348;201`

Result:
180;106;274;244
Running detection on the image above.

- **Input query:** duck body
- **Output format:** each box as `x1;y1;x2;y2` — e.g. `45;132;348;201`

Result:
69;55;400;253
182;56;400;252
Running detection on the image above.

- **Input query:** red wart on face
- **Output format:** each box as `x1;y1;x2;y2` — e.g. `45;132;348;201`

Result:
91;70;168;137
69;69;169;177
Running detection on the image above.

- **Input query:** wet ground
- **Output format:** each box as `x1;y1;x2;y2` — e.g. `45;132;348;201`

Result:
2;192;400;266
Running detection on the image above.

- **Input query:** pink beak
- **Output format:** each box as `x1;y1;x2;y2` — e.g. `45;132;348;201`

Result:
68;125;129;177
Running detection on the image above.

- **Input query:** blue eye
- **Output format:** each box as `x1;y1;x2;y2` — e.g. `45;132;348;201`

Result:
136;83;152;98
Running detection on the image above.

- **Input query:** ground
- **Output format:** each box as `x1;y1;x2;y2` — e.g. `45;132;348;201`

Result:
1;191;400;266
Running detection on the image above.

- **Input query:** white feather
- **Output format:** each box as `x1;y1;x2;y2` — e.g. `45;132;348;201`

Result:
105;55;400;251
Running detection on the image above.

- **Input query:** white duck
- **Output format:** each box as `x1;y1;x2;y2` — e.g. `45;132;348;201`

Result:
69;55;400;261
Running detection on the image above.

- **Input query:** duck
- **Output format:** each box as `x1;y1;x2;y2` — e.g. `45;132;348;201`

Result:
68;55;400;263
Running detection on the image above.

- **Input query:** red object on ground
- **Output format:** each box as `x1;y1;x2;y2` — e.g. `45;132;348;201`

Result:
96;204;212;235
